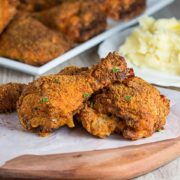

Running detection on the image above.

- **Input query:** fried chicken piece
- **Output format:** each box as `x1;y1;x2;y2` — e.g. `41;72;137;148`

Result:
89;77;170;140
0;14;72;66
0;0;17;34
17;0;63;12
0;66;84;113
100;0;146;20
76;105;119;138
0;83;26;113
17;52;133;136
33;0;107;43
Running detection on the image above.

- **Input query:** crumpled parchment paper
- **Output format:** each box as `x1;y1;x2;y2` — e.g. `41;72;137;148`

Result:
0;87;180;166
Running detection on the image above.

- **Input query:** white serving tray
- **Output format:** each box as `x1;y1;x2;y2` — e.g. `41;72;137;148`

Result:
98;27;180;87
0;0;175;75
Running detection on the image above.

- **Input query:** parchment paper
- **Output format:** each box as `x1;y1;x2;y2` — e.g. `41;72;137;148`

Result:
0;87;180;166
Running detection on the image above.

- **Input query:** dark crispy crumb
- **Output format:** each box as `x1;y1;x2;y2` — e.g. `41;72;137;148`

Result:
17;0;63;12
0;83;26;113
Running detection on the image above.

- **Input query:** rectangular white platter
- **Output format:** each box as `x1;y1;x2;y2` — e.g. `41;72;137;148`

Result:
0;0;175;75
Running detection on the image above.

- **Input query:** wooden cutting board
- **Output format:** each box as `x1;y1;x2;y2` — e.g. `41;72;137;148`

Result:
0;137;179;180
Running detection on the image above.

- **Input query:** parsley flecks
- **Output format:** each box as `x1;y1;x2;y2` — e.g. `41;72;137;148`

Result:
124;95;131;102
112;67;120;73
53;78;59;83
39;97;49;103
83;92;90;99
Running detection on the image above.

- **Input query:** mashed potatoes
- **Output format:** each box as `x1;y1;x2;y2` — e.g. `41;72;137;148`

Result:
119;17;180;75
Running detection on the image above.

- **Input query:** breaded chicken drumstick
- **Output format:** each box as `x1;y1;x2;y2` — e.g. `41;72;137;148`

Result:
17;52;133;136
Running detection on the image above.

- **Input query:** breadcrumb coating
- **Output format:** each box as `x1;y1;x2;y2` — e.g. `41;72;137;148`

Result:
0;83;26;113
92;77;170;140
0;14;72;66
76;105;118;138
100;0;146;20
17;0;63;12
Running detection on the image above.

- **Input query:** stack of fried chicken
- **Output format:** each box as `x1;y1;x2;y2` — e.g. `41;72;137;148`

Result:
0;52;170;140
0;0;146;66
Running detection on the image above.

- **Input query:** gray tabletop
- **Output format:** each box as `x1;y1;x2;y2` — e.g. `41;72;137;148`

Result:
0;0;180;179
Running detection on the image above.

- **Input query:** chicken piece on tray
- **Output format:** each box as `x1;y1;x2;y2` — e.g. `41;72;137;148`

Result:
0;83;26;113
0;0;17;34
0;14;72;66
33;0;107;43
100;0;146;20
17;0;63;12
77;77;170;140
17;52;133;136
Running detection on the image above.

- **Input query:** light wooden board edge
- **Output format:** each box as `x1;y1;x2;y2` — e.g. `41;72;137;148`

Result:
0;137;179;180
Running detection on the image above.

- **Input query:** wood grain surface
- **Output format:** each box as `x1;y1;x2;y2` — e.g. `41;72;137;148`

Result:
0;137;179;180
0;1;180;179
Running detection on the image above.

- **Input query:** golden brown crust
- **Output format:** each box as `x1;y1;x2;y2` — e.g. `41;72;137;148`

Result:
0;14;72;66
17;52;130;136
58;66;89;76
100;0;146;20
122;0;146;20
0;0;17;34
0;83;26;113
93;77;170;140
77;105;118;138
17;0;63;12
90;52;134;86
17;74;94;136
33;0;107;43
77;76;169;140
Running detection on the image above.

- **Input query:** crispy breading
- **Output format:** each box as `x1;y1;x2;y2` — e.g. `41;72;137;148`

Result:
91;77;170;140
0;83;26;113
17;0;63;12
0;14;72;66
0;66;85;114
17;52;131;136
33;0;107;43
0;0;17;34
58;66;89;76
100;0;146;20
77;77;169;140
76;105;118;138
